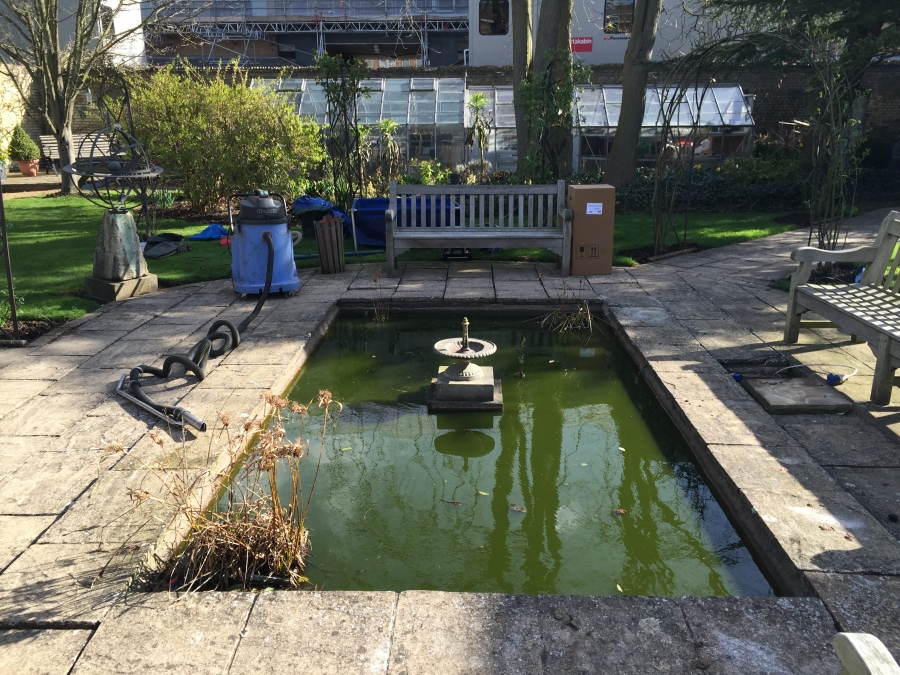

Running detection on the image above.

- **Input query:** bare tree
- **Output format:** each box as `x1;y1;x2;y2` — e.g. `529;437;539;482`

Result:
0;0;186;193
603;0;665;187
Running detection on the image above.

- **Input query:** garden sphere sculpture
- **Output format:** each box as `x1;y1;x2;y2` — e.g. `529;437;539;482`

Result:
63;124;163;301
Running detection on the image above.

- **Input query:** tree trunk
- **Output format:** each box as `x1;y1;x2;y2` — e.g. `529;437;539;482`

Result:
603;0;663;187
532;0;567;76
511;0;532;170
58;124;76;194
555;0;574;178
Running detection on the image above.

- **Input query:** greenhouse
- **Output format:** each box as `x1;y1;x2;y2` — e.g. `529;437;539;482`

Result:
261;78;755;173
573;84;756;172
266;77;469;169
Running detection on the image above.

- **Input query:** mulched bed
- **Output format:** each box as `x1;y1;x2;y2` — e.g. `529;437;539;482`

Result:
773;212;810;228
153;201;228;224
2;319;67;342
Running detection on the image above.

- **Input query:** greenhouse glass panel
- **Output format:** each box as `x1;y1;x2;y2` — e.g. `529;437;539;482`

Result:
494;88;516;127
603;86;622;126
713;87;751;125
436;79;465;124
383;80;411;123
278;78;304;91
409;90;437;124
298;84;327;124
642;88;662;126
358;91;384;125
575;88;608;127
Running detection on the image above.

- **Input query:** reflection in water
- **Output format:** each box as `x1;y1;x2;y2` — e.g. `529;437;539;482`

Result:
235;314;772;596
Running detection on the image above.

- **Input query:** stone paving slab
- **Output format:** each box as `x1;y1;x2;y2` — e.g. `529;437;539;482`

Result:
389;591;542;675
230;591;396;675
0;543;133;625
678;596;842;675
828;466;900;539
0;628;93;674
806;572;900;661
0;450;116;516
0;516;55;571
781;422;900;467
72;592;256;675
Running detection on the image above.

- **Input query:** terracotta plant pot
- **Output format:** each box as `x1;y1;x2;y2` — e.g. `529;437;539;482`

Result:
16;159;39;177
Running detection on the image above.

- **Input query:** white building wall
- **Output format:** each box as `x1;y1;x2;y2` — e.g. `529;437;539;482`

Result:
469;0;706;67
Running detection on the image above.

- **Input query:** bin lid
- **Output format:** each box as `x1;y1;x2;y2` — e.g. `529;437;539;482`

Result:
239;192;287;225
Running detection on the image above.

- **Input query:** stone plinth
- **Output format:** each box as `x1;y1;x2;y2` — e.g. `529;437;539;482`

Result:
94;210;149;282
435;365;496;401
84;273;158;302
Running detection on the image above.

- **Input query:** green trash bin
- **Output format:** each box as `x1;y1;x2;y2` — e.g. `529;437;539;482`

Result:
315;216;345;274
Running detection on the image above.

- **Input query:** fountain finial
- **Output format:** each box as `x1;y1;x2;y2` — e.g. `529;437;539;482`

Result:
462;317;469;351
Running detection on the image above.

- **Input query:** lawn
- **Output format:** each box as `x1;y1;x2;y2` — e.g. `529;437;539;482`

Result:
2;194;795;322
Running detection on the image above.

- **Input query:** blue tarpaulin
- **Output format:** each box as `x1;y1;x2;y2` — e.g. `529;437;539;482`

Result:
188;223;229;241
351;197;460;248
291;196;352;238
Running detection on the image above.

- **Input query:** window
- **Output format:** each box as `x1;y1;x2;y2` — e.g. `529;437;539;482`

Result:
603;0;633;33
479;0;509;35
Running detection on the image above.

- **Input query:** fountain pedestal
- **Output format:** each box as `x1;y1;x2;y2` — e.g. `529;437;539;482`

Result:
428;318;503;413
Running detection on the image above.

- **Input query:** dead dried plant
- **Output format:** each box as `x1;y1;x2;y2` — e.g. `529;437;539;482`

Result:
540;299;594;334
142;389;342;592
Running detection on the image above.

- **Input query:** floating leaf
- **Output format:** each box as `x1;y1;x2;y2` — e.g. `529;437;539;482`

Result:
614;508;627;516
441;500;462;507
581;463;588;467
616;584;624;593
340;446;352;451
510;505;526;513
619;447;625;452
478;491;489;496
549;360;556;363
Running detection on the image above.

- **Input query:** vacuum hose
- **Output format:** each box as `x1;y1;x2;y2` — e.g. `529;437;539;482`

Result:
120;231;276;432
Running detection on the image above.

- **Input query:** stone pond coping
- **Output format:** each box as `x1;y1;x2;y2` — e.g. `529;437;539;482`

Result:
1;207;899;670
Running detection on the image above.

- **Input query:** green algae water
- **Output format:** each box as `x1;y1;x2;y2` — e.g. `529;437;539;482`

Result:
269;313;772;596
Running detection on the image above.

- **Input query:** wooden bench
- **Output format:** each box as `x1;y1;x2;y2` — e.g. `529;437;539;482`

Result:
39;134;112;174
384;180;573;277
784;210;900;404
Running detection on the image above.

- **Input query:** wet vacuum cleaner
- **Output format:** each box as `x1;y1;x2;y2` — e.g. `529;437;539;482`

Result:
229;190;301;295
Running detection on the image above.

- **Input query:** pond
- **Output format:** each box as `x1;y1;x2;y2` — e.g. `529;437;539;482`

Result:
232;312;773;596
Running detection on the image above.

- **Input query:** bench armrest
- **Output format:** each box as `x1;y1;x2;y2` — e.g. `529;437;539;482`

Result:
385;208;395;224
790;245;878;264
558;207;573;221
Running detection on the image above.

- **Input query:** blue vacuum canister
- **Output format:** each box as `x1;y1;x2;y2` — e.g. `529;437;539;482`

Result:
229;190;300;294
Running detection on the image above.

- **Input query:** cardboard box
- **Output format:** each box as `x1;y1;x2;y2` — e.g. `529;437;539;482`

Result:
568;184;615;275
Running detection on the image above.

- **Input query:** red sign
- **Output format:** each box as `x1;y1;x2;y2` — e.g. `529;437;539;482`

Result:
571;37;593;52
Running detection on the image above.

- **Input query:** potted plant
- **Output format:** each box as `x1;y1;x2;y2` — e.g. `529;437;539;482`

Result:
9;126;41;177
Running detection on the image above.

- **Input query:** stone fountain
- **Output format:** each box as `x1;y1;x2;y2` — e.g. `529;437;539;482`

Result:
428;317;503;412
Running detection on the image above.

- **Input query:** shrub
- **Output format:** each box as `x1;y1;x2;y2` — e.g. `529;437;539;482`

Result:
720;154;801;183
130;62;326;212
413;158;452;185
8;126;40;161
615;167;804;214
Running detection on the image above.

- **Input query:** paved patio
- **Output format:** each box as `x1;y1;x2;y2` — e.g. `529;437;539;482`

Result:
0;208;898;673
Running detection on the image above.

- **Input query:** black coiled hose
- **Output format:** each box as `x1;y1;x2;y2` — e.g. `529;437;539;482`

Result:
125;231;276;432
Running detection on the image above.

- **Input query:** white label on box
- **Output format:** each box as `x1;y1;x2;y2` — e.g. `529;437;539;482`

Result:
586;203;603;215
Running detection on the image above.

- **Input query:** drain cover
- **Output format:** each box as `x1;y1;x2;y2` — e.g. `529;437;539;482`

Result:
740;376;854;414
